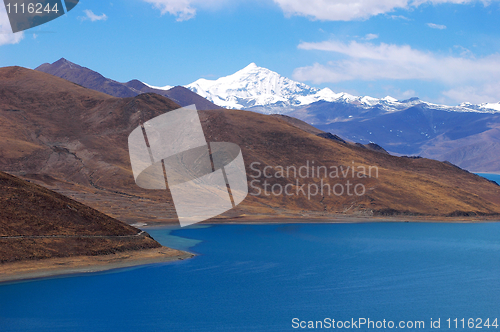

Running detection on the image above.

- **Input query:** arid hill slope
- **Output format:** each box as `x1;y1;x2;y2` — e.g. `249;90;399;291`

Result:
0;170;161;263
1;66;500;224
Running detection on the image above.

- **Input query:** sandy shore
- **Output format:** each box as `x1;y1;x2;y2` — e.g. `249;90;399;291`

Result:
3;215;499;284
0;247;194;284
212;215;500;224
139;214;500;228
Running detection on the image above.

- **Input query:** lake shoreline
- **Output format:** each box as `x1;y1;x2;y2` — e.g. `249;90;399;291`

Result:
4;222;500;331
139;214;500;228
0;247;195;284
3;215;500;284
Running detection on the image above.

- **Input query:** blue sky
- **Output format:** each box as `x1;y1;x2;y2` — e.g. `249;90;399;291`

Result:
1;0;500;105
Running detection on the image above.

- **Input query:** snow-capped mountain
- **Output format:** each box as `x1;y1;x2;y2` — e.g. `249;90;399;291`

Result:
143;82;173;91
184;63;347;112
143;63;500;114
184;63;423;113
459;101;500;112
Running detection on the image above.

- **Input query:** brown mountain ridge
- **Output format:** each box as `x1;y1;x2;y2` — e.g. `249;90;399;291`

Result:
1;66;500;226
35;58;222;110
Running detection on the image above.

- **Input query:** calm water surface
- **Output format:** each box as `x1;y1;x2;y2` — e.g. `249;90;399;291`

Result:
1;222;500;331
477;172;500;185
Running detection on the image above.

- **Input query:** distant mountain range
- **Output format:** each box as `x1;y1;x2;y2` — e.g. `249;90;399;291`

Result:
176;63;500;172
34;58;500;172
35;58;222;111
181;63;500;114
3;65;500;220
185;63;342;112
38;59;500;115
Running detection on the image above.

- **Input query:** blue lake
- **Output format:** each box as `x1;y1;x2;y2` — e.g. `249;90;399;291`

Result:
477;172;500;185
1;222;500;331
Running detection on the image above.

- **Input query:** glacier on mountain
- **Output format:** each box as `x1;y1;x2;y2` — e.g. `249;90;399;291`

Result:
143;63;500;114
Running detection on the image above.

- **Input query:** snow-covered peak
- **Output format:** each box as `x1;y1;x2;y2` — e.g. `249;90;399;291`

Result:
143;82;173;91
241;62;258;71
182;63;411;112
382;96;398;103
457;101;500;113
142;63;500;114
185;63;326;110
478;102;500;112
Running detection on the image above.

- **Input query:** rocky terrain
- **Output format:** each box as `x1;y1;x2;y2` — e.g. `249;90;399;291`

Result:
1;65;500;226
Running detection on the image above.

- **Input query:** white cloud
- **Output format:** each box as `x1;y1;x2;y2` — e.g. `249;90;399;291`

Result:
272;0;494;21
294;39;500;103
143;0;228;21
81;9;108;22
273;0;408;21
143;0;196;21
443;83;500;104
0;4;24;46
364;33;379;40
400;89;417;99
143;0;495;22
412;0;486;4
453;45;473;57
382;87;417;100
427;22;447;29
390;14;411;20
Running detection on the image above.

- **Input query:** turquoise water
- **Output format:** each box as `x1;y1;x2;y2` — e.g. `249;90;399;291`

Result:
1;222;500;331
476;172;500;185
